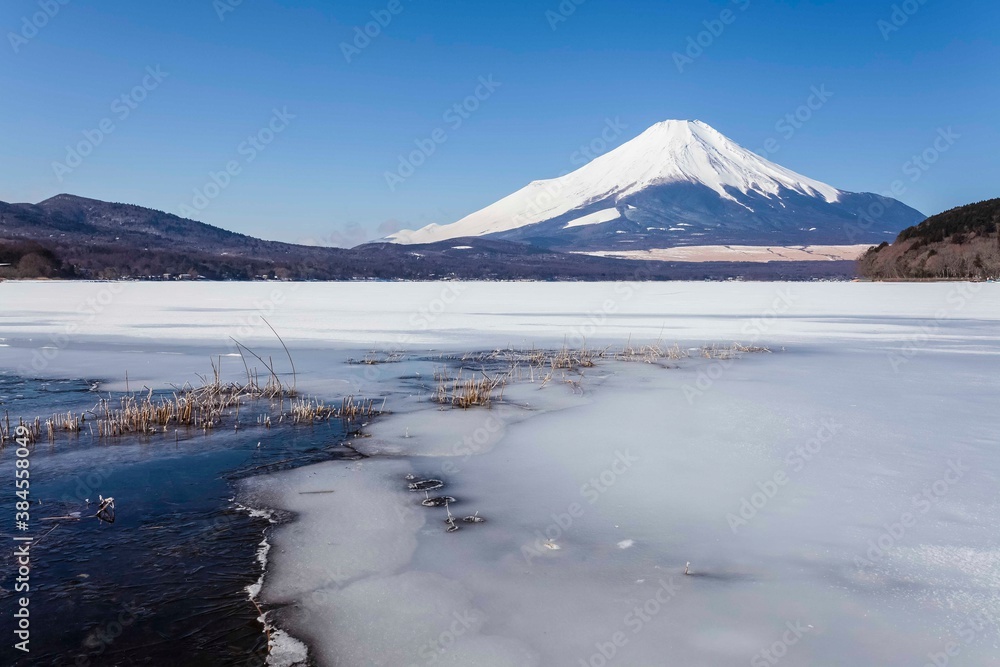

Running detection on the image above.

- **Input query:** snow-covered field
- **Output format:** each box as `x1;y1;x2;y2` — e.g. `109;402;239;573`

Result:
2;281;999;666
581;244;870;263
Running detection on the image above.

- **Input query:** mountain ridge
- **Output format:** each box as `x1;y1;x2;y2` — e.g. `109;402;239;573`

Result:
388;120;925;250
0;194;856;281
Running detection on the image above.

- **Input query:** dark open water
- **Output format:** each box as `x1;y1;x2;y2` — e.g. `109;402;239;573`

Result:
0;374;361;666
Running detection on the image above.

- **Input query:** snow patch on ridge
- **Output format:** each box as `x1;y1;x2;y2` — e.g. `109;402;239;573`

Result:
564;207;621;229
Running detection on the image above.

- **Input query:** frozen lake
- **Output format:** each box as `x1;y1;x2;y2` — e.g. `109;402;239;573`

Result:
1;281;998;666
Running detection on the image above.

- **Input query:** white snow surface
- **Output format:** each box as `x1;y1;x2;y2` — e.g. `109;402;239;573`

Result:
563;207;621;229
388;120;844;244
3;280;997;351
2;281;999;667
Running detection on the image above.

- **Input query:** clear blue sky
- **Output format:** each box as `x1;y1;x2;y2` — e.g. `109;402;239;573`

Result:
1;0;996;245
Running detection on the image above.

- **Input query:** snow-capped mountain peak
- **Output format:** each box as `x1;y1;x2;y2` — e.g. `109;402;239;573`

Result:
610;119;842;203
387;120;920;249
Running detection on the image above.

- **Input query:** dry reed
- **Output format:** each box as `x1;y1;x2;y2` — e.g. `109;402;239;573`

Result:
432;339;773;409
433;371;507;408
3;360;382;445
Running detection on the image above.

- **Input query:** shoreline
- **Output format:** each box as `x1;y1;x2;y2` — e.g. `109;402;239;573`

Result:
0;365;371;666
236;344;766;665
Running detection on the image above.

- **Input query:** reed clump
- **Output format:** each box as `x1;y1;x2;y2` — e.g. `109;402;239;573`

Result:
4;365;382;444
349;350;406;365
615;341;689;363
701;342;772;359
48;412;84;439
434;371;507;409
91;386;383;438
1;414;44;445
94;390;226;437
1;327;388;446
550;345;600;370
460;345;609;375
1;412;87;446
433;339;775;408
289;395;382;424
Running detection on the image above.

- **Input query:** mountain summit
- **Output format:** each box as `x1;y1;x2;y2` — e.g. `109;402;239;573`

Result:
388;120;924;250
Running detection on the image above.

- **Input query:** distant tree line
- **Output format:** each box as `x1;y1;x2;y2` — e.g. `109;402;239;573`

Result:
0;241;77;279
1;194;859;282
0;236;858;282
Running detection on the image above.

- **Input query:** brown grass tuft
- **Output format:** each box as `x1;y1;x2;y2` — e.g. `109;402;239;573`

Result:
434;371;507;409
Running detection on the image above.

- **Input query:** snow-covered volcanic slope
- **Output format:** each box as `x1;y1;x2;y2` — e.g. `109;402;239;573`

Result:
388;120;925;251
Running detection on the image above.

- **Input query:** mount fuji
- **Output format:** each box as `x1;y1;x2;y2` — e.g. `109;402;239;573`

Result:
387;120;925;251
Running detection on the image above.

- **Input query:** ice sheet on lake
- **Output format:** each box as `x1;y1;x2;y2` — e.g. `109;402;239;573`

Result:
2;281;999;666
241;347;1000;666
2;280;998;350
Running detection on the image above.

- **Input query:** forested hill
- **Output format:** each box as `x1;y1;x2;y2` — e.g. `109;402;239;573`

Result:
858;198;1000;280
